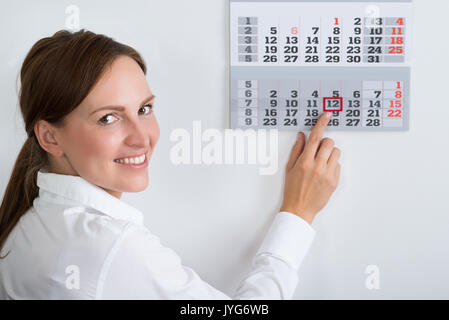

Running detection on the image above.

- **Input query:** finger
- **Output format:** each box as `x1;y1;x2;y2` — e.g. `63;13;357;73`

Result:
286;132;306;171
334;163;341;182
327;147;341;168
302;112;332;160
315;138;335;165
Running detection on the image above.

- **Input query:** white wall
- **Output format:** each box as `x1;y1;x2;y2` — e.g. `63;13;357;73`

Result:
0;0;448;299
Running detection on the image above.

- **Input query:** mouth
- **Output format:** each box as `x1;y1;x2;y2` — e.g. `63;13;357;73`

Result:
113;152;149;168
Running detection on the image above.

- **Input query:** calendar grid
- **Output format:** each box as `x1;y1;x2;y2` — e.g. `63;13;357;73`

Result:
234;11;409;65
233;75;408;130
231;1;411;131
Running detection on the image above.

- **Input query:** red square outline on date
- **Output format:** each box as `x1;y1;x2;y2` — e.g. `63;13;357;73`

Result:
323;97;343;112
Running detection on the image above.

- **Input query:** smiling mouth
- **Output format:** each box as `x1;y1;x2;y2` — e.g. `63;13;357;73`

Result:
113;153;146;165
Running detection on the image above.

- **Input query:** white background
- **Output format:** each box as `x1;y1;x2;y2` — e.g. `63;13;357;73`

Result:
0;0;448;299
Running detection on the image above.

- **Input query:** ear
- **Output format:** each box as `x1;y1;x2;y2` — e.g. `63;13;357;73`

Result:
34;120;64;157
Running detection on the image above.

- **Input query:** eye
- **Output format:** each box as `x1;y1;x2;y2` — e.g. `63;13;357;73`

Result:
138;104;153;116
97;113;119;126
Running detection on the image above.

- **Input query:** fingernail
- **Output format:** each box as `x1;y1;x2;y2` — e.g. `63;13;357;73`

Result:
325;112;332;118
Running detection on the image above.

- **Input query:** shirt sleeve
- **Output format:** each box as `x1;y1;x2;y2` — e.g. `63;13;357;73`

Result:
96;211;315;300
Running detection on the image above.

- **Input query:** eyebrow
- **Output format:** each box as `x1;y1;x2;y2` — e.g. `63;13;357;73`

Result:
89;94;156;117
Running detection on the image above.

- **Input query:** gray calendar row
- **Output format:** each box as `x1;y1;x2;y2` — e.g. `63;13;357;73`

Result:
238;46;403;55
237;26;404;35
236;107;401;117
235;114;403;129
238;55;404;63
235;99;402;109
239;36;404;45
237;17;406;26
236;80;403;95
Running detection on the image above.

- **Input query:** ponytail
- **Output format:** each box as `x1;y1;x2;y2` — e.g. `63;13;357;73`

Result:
0;134;47;258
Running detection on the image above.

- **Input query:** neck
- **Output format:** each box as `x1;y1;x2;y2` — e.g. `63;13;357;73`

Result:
105;189;122;199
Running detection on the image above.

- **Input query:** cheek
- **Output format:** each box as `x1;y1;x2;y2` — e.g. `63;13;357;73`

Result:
64;125;120;165
149;115;160;146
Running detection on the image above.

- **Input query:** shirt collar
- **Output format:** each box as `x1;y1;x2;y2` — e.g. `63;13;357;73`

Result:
36;169;144;226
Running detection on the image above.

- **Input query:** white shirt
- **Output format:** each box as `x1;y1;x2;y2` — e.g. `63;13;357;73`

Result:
0;170;315;300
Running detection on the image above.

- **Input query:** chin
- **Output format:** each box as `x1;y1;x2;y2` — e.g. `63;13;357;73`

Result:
125;183;148;193
122;177;149;193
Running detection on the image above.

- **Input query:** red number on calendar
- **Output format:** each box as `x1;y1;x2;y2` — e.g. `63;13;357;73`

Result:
396;18;404;25
396;81;402;89
389;100;402;108
392;27;403;35
395;91;403;98
389;46;403;54
387;110;402;117
334;17;339;25
391;37;403;45
291;27;298;34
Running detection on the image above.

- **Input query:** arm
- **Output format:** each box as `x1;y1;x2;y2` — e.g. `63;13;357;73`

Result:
97;112;340;299
236;111;341;298
96;213;314;300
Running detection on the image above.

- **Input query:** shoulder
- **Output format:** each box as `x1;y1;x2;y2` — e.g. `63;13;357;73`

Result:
1;203;141;299
31;195;130;237
105;223;179;264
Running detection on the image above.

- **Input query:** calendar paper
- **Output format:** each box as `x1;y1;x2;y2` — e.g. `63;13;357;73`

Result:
230;0;413;131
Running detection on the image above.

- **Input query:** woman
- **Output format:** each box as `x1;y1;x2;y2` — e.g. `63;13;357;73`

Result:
0;29;340;299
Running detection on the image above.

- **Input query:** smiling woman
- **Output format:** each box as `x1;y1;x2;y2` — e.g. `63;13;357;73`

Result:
42;55;159;198
0;29;159;220
0;29;164;298
0;29;336;300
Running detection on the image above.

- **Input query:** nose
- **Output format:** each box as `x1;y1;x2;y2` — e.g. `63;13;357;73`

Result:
124;118;149;150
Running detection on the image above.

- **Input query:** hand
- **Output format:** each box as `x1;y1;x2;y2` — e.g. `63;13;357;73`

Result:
280;112;341;225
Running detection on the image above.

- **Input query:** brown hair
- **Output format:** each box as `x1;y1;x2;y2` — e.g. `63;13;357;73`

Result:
0;29;146;258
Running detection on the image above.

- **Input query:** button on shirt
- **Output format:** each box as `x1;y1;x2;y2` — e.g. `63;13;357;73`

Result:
0;170;315;299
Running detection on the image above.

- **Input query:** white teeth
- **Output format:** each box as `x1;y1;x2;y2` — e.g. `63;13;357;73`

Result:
114;154;146;165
